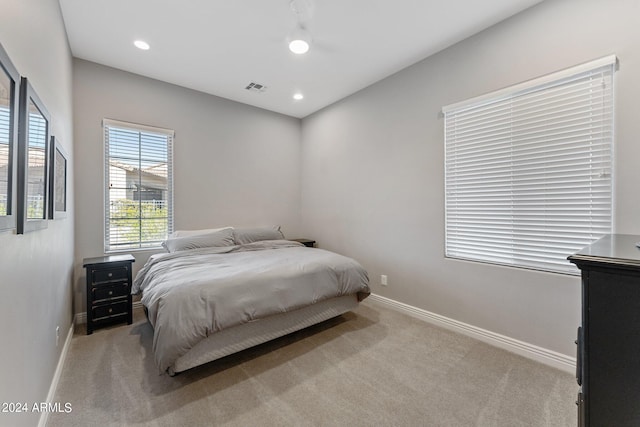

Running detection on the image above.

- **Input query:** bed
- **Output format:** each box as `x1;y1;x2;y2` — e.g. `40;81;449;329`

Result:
132;226;371;375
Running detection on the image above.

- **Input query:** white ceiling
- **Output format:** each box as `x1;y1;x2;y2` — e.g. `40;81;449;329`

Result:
59;0;543;118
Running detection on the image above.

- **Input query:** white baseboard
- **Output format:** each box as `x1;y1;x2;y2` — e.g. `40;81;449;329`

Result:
43;301;144;425
38;322;74;427
74;311;86;325
366;294;576;374
75;300;144;325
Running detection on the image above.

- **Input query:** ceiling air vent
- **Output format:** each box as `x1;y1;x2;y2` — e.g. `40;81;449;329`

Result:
245;82;267;93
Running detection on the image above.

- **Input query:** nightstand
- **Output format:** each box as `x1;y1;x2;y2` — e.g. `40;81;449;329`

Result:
290;238;316;247
83;254;135;335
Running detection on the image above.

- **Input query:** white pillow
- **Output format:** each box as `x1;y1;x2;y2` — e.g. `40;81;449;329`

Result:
233;226;285;245
171;226;233;238
162;228;235;253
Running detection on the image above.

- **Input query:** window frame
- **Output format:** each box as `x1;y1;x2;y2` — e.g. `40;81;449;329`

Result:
442;55;616;275
103;119;174;253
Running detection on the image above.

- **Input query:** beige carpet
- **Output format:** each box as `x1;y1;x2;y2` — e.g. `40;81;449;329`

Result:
47;302;576;426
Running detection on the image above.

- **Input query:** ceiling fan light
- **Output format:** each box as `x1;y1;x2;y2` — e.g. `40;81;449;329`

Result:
289;39;310;54
288;26;311;54
134;40;150;50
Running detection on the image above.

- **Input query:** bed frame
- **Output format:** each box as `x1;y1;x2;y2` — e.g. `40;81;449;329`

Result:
165;294;359;375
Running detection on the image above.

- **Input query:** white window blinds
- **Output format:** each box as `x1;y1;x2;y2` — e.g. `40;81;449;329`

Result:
443;56;615;275
104;119;174;252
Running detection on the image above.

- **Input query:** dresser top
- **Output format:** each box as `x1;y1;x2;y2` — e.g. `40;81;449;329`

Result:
568;234;640;268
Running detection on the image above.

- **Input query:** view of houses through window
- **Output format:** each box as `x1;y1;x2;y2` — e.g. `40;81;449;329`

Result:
104;119;173;252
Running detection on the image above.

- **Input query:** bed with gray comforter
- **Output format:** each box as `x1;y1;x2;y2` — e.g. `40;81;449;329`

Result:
132;238;370;373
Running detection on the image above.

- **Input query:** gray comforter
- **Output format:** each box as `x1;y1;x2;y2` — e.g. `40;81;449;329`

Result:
132;240;370;372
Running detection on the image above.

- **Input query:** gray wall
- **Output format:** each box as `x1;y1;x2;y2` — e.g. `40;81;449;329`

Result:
0;0;74;426
73;59;302;314
301;0;640;357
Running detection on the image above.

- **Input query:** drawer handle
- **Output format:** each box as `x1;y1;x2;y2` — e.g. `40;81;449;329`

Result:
108;291;113;296
108;273;113;278
108;308;113;313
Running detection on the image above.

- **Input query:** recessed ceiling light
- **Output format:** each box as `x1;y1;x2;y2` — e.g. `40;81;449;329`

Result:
293;93;304;100
134;40;150;50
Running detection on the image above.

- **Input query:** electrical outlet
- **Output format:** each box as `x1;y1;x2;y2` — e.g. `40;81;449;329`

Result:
56;326;60;347
381;274;388;286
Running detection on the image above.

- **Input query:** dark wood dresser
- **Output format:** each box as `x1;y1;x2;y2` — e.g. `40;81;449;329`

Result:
83;254;135;335
568;234;640;426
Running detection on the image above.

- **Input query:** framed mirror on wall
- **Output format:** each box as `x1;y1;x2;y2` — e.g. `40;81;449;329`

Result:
17;77;50;234
0;42;20;232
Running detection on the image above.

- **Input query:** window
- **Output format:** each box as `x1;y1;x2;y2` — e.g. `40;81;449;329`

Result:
443;56;615;275
103;119;174;252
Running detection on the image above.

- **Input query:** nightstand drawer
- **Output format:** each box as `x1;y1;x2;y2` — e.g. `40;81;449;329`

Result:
92;301;129;320
92;266;129;284
92;282;129;302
